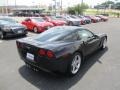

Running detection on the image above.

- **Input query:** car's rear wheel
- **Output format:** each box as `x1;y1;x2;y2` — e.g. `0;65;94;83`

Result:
33;27;38;33
67;52;82;76
0;31;4;39
101;38;107;49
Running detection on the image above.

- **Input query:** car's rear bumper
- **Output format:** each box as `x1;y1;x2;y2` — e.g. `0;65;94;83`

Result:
4;30;27;37
17;49;71;73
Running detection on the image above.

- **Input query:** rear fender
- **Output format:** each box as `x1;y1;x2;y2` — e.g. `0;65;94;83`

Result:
97;34;107;47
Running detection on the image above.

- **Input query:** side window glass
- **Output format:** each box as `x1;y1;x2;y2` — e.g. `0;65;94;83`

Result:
77;29;94;40
25;18;31;22
63;33;78;41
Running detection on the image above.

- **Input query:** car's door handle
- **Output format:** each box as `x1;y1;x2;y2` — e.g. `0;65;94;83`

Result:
83;41;88;45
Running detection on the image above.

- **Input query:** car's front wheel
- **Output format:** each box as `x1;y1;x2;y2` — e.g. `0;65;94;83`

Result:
33;27;38;33
69;22;73;26
67;52;82;76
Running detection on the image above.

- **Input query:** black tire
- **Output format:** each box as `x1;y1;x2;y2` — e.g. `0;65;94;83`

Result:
69;22;73;26
101;38;107;50
0;31;4;39
33;27;38;33
67;52;82;76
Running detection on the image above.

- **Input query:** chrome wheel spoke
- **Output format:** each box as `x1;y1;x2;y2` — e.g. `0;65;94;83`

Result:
103;39;107;48
71;54;81;74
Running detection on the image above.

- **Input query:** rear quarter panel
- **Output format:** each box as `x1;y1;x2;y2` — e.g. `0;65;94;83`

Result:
52;41;84;59
97;33;107;47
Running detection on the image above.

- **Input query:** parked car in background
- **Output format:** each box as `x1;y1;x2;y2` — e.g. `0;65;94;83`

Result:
55;15;69;25
96;15;108;21
95;16;102;22
85;16;99;23
55;15;66;20
63;16;81;26
0;18;27;39
78;15;91;24
70;15;86;25
22;17;54;33
16;26;107;76
42;16;67;26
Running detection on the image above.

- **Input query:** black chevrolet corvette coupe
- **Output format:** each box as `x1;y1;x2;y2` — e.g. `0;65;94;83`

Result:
0;17;27;39
16;26;107;76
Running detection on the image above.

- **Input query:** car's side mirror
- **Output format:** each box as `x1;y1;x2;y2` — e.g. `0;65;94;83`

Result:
94;34;99;38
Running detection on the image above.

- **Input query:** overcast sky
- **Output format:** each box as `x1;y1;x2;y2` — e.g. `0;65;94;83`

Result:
0;0;115;7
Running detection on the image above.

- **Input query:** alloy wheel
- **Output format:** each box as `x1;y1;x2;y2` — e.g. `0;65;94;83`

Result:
71;54;81;74
33;27;38;33
103;38;107;48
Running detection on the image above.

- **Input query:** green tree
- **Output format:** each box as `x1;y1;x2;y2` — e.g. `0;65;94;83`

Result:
101;1;114;6
67;7;76;15
94;1;115;9
115;2;120;9
67;3;89;15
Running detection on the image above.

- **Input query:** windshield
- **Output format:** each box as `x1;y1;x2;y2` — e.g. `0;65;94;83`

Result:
71;16;80;19
34;27;71;42
56;16;66;20
0;18;16;23
70;16;76;18
0;20;12;25
50;16;58;20
32;18;45;22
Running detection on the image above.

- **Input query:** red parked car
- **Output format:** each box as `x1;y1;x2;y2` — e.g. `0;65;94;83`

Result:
43;16;67;26
21;17;54;33
85;16;99;23
96;15;108;21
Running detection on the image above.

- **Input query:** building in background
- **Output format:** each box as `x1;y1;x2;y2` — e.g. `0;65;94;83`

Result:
0;5;45;16
12;7;45;16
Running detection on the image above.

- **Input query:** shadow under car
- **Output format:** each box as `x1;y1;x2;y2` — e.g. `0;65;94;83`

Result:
19;47;108;90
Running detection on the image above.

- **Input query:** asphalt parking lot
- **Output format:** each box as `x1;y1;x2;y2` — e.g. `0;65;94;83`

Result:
0;18;120;90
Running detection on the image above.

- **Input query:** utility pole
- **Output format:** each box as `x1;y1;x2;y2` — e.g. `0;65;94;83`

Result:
15;0;16;8
53;0;57;16
104;0;108;14
55;0;57;16
81;0;83;4
60;0;62;15
6;0;8;15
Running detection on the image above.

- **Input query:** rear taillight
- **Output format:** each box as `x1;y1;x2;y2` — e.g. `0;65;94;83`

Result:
38;49;55;58
38;49;46;56
47;51;54;58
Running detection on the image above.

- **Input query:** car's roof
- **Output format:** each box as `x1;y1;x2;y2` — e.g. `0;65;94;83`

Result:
52;26;85;32
29;17;43;19
24;17;43;19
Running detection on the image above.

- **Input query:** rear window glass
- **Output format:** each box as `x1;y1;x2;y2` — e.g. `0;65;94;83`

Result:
34;27;72;42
